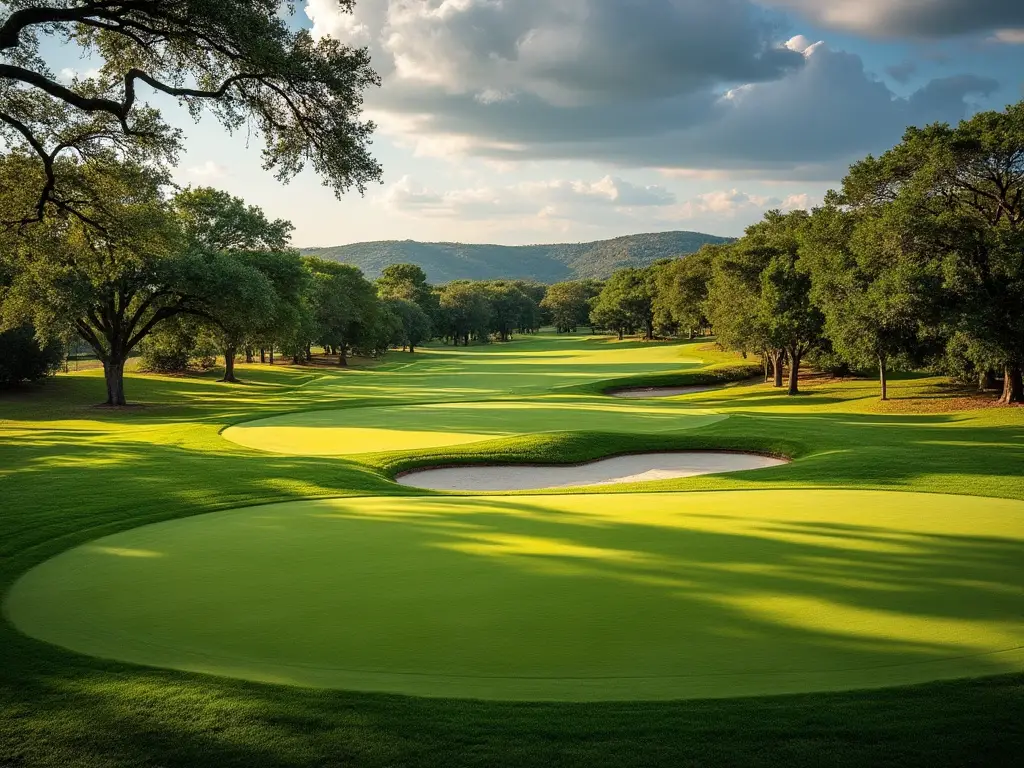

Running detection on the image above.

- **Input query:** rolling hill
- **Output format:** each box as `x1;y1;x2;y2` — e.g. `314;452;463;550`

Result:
300;231;732;283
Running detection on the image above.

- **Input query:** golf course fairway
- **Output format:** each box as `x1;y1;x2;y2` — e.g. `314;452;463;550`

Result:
8;489;1023;701
222;398;725;456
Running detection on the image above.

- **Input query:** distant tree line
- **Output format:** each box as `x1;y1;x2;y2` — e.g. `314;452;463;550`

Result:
561;101;1023;404
2;101;1020;405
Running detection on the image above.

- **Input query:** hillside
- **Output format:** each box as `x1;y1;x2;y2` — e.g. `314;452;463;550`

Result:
300;231;732;283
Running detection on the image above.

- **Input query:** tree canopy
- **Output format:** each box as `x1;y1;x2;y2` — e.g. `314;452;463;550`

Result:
0;0;381;224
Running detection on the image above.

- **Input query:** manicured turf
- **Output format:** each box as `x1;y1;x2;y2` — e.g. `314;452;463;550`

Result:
2;332;1023;766
223;398;725;455
9;490;1023;701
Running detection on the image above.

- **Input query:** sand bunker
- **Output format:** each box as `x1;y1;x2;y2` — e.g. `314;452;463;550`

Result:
396;451;787;491
609;385;721;398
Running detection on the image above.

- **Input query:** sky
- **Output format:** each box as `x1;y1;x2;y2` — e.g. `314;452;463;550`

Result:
50;1;1024;247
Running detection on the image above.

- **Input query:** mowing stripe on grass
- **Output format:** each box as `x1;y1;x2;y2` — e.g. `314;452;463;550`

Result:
222;398;726;456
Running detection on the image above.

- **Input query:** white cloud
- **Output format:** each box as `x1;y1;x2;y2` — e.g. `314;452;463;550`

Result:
992;29;1024;44
380;174;677;219
378;175;815;240
669;188;814;219
58;67;101;83
184;161;229;180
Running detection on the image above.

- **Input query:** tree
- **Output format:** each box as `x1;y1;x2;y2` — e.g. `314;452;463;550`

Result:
384;297;431;353
0;153;202;405
438;281;490;346
509;280;546;333
359;297;402;358
136;314;216;373
172;187;300;382
758;252;824;395
0;1;381;225
245;249;309;362
654;248;716;339
198;252;276;382
484;281;533;342
541;281;591;333
377;263;431;305
841;102;1024;403
304;257;377;366
706;241;779;383
590;267;655;340
173;187;293;253
803;202;939;400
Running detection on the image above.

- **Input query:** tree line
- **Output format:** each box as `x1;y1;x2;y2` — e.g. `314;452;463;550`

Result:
542;101;1022;404
0;164;553;403
1;1;1020;411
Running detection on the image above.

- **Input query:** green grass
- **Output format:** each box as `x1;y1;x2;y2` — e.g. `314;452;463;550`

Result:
9;490;1023;701
1;332;1023;766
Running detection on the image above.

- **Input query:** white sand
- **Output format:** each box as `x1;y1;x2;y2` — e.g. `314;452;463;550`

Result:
396;451;788;491
609;385;720;398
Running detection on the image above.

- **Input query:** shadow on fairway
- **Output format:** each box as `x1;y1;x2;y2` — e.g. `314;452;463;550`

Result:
10;490;1021;703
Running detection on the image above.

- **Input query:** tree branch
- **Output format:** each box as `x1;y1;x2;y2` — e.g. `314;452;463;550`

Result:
74;318;107;362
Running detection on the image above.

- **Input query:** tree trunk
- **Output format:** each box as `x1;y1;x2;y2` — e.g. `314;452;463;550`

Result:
260;348;266;363
787;348;801;396
102;356;127;406
764;353;772;383
338;345;348;367
999;365;1023;404
269;345;275;365
772;350;785;388
245;348;254;364
409;342;415;353
219;346;239;383
617;328;624;340
645;318;654;341
879;354;888;401
980;369;998;391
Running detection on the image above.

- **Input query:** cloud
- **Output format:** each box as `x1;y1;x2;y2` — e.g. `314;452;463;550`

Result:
305;2;998;177
886;60;918;83
57;67;101;83
308;0;806;106
760;1;1024;39
379;175;817;240
671;189;814;219
381;174;677;219
991;29;1024;44
184;161;229;180
376;41;995;177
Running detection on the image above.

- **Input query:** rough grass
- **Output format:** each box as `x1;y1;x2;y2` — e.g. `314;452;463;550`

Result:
1;332;1022;767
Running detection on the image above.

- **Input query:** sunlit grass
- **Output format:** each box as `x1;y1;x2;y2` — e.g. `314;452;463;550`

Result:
1;331;1023;766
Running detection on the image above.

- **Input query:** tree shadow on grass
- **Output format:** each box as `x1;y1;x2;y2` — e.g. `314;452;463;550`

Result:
25;490;1018;701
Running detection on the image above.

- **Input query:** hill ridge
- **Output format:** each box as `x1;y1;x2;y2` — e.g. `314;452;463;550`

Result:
300;230;732;283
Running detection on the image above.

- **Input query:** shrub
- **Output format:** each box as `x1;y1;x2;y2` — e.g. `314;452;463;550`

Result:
0;325;64;388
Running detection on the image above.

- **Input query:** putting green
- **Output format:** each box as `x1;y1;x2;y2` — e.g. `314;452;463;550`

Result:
222;399;726;456
7;490;1023;701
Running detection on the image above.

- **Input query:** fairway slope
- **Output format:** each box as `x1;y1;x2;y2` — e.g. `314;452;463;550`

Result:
222;399;726;456
8;490;1023;702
